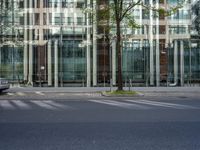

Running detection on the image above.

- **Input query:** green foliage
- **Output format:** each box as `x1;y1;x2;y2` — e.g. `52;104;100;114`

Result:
98;6;110;21
124;13;140;29
105;90;137;95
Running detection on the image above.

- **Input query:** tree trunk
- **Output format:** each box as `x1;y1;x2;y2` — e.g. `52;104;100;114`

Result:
116;21;123;91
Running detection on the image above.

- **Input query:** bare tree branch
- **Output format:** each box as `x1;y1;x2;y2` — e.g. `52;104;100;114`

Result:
120;0;142;21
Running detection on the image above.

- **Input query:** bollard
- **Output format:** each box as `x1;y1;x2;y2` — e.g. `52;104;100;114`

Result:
129;79;132;91
110;78;113;92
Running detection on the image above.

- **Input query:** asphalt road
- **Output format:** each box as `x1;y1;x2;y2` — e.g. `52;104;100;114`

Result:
0;92;200;150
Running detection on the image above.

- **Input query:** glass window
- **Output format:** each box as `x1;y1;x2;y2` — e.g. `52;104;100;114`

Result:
62;40;86;81
77;17;83;25
35;13;40;25
68;17;73;25
142;9;150;19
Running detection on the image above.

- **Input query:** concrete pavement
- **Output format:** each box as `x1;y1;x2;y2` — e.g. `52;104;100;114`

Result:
3;87;200;98
7;86;200;93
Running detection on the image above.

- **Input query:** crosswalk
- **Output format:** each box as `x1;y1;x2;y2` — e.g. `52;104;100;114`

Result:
90;100;150;110
89;99;198;110
0;100;71;110
5;92;101;97
0;99;198;111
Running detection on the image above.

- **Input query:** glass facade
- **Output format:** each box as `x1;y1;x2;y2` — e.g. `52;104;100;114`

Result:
0;46;23;81
122;41;147;84
0;0;200;87
62;40;86;82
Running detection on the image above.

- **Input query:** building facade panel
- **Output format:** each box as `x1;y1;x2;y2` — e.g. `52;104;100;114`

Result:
0;0;200;87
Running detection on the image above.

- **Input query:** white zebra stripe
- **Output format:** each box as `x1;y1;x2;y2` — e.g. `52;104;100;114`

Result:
89;100;150;109
35;91;45;96
11;100;31;109
31;100;57;110
125;100;198;109
0;100;15;110
43;100;70;109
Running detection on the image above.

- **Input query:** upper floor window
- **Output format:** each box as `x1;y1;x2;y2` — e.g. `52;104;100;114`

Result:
19;0;24;8
77;17;83;25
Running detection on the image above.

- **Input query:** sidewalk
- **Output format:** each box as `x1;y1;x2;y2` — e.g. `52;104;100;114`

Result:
8;86;200;93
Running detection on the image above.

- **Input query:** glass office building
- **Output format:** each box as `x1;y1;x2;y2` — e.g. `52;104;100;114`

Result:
0;0;200;87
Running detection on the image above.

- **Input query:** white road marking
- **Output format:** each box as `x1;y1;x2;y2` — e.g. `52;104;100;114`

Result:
35;91;45;96
0;100;15;110
16;92;26;96
11;100;31;109
89;100;149;109
7;93;15;96
31;100;57;110
43;100;70;109
125;100;198;109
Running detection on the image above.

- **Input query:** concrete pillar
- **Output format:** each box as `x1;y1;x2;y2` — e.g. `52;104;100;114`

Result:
112;40;116;85
86;0;91;87
23;0;28;81
28;34;33;85
28;4;33;84
174;40;178;84
180;40;184;86
54;40;58;87
48;40;52;86
92;0;97;86
156;0;160;86
149;0;154;86
0;47;1;72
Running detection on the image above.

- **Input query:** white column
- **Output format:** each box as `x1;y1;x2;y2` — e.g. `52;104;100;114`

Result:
92;0;97;86
39;0;44;44
112;39;116;85
54;40;58;87
28;3;33;85
0;47;1;72
156;0;160;86
86;0;91;87
149;0;154;86
174;40;178;84
48;40;52;86
23;0;28;81
180;40;184;86
28;34;33;84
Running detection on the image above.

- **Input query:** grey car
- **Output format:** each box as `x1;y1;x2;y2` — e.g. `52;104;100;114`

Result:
0;78;10;92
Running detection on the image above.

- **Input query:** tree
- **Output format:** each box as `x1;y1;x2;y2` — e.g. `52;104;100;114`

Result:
96;0;183;91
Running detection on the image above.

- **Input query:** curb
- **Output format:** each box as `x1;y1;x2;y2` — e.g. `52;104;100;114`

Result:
101;91;144;97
